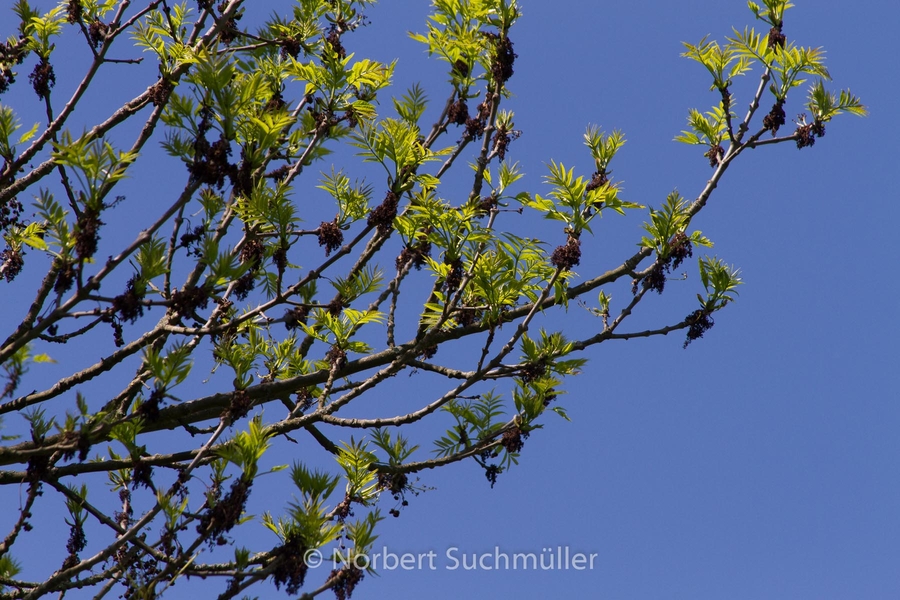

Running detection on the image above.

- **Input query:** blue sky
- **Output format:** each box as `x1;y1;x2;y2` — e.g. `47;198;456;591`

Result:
2;1;898;599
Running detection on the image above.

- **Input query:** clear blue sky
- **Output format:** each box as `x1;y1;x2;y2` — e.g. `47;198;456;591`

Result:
2;1;898;599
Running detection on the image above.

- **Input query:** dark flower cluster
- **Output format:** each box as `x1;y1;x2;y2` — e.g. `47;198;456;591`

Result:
683;309;715;348
668;232;693;271
455;303;482;328
88;19;109;49
768;25;786;50
131;457;154;490
329;566;364;600
485;33;516;85
492;125;519;160
500;426;529;454
443;257;464;294
54;260;75;294
232;151;254;198
283;306;310;331
197;476;252;546
65;521;86;564
519;360;547;383
705;143;724;167
585;170;608;194
378;472;409;498
327;296;345;317
272;243;288;275
226;389;253;423
189;107;241;189
190;134;235;189
75;205;103;261
476;195;497;216
234;236;264;300
0;37;29;95
417;344;438;360
112;275;146;324
464;99;491;140
66;0;82;23
318;219;344;256
343;106;359;129
272;533;309;595
170;285;210;316
29;58;56;100
280;36;302;60
0;195;23;233
639;233;693;295
763;99;786;136
138;387;166;422
396;238;431;270
326;25;346;58
367;190;398;235
148;77;174;106
378;471;411;517
453;58;469;78
795;118;825;149
447;97;469;126
484;463;502;488
551;235;581;271
326;345;347;370
215;1;243;45
265;164;291;181
179;223;206;257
